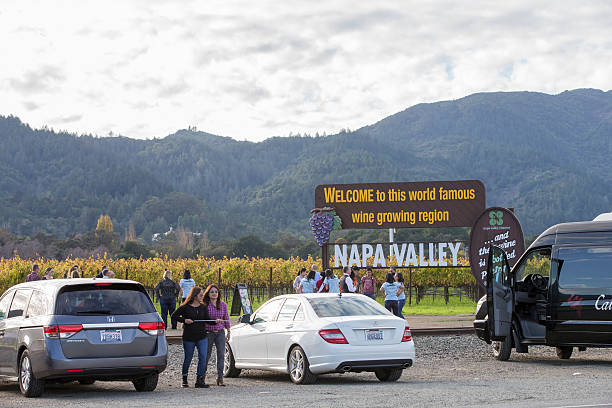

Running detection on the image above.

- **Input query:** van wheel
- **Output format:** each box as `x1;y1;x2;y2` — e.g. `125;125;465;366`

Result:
375;368;403;382
492;334;512;361
19;350;45;397
132;373;158;392
556;347;573;359
288;346;317;384
223;343;241;378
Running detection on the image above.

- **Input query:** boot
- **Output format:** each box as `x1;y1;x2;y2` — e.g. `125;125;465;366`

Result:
216;378;225;386
195;375;209;388
182;376;188;388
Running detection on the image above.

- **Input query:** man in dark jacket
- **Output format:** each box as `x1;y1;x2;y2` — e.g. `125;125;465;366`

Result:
155;269;180;330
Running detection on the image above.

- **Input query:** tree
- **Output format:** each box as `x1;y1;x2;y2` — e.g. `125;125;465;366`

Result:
96;215;114;233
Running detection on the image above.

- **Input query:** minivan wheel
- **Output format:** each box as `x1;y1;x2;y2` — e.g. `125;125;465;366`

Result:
19;350;45;397
132;372;158;392
288;346;317;385
556;346;573;359
223;343;241;378
492;334;512;361
375;368;403;382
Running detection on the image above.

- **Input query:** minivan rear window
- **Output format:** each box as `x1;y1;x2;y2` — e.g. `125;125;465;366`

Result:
558;247;612;289
308;296;390;317
55;283;156;315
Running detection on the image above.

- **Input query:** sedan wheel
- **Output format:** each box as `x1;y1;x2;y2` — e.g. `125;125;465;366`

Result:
288;346;316;385
19;350;45;397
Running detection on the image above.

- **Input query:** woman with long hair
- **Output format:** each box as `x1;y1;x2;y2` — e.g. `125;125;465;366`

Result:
380;272;399;316
203;284;230;386
394;272;406;319
171;286;221;388
300;270;317;293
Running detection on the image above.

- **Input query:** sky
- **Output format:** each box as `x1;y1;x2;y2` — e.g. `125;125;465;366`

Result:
1;1;611;142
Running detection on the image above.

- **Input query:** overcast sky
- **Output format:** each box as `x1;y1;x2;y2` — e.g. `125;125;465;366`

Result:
1;1;611;141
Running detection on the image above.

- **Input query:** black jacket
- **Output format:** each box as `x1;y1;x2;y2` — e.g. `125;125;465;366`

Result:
155;278;180;301
171;303;211;341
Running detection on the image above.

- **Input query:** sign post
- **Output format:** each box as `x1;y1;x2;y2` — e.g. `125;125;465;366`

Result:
230;283;253;316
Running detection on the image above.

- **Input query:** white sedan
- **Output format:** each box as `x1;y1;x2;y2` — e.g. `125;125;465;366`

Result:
224;293;415;384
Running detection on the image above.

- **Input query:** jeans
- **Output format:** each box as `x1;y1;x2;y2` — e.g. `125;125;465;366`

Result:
384;300;399;316
160;298;177;329
397;298;406;319
363;292;376;300
207;330;226;379
182;337;208;377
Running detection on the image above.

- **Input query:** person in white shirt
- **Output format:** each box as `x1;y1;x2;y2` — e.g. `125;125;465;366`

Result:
340;266;357;293
318;269;340;293
311;264;321;282
293;268;307;293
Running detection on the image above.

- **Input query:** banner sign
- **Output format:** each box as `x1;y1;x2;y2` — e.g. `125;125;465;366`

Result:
314;180;485;229
230;283;253;316
469;207;525;288
330;241;466;269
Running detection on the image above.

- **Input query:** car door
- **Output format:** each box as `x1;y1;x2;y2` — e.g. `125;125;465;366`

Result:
235;298;284;367
486;245;512;341
266;298;303;369
0;289;32;375
0;290;16;374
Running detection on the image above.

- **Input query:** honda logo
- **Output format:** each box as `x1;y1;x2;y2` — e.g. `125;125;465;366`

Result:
107;316;115;323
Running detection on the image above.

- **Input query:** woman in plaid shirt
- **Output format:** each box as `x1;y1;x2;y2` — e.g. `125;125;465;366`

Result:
203;284;231;386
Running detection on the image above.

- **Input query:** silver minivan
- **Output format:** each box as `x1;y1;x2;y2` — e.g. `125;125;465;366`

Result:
0;278;167;397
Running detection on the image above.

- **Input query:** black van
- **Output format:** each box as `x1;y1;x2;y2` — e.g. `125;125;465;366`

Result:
474;220;612;360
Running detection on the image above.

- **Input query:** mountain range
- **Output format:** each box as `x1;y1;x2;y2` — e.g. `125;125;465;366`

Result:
1;88;610;242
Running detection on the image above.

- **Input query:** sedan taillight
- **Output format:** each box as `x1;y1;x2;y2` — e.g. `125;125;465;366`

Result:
319;328;348;344
139;321;165;336
401;326;412;342
44;324;83;339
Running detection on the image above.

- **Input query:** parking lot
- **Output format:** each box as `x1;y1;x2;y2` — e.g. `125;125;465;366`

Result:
1;334;611;407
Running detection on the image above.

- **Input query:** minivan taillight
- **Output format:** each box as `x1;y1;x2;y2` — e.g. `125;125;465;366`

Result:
139;321;165;336
44;324;83;339
319;328;348;344
401;326;412;342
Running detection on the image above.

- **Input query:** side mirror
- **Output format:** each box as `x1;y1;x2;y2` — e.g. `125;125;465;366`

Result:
239;314;252;324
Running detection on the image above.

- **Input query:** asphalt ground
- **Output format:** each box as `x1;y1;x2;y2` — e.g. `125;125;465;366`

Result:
1;334;612;407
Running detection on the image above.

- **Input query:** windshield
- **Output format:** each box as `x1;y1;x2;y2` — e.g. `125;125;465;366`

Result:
55;283;156;315
307;296;390;318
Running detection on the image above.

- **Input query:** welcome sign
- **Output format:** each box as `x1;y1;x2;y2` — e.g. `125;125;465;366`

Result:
332;241;465;269
315;180;485;229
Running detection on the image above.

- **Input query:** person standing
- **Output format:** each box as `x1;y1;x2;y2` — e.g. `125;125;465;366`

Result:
340;266;357;293
380;272;400;315
180;270;196;303
395;272;406;319
311;264;321;282
42;267;55;280
293;268;307;293
318;269;339;293
26;264;42;282
155;269;180;330
171;286;220;388
361;267;377;300
351;266;361;292
300;270;317;294
203;284;230;386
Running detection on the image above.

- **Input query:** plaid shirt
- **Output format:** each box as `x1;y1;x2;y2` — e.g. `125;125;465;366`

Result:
206;300;230;331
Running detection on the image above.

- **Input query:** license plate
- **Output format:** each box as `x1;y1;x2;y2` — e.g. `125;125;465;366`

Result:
366;329;383;341
100;330;122;343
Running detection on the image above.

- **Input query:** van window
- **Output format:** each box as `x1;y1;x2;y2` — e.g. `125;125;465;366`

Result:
515;248;552;281
558;247;612;289
26;291;49;317
0;291;15;321
8;290;32;319
55;283;156;315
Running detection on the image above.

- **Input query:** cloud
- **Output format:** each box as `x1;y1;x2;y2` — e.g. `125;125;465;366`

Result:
0;0;611;141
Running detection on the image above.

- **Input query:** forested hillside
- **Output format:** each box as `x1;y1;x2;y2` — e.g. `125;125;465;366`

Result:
1;88;610;243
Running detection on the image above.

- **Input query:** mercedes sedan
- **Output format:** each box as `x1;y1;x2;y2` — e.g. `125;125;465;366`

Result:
224;293;415;384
